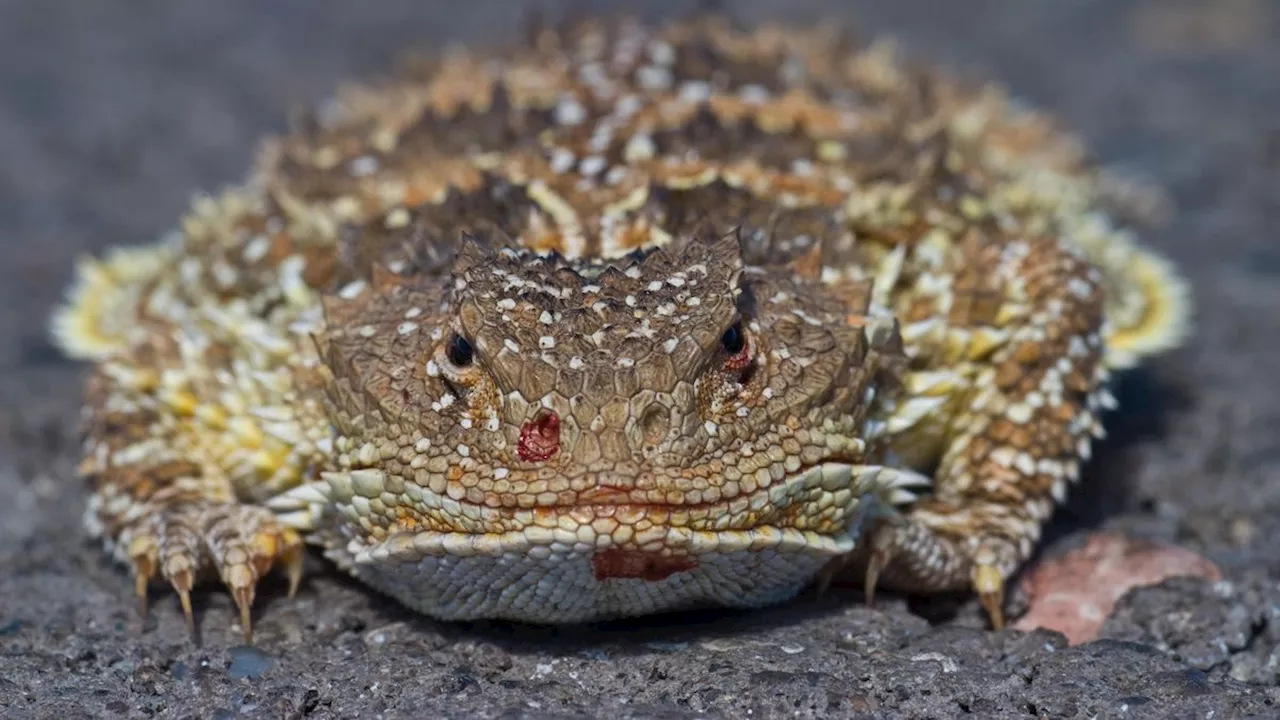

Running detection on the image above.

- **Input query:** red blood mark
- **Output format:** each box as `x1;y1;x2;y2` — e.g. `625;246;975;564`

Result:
517;409;560;462
591;549;697;582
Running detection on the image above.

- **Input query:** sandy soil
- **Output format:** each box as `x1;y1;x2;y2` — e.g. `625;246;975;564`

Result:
2;1;1278;717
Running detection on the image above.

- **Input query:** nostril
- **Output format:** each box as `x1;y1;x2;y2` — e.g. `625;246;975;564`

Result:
640;404;670;447
518;408;561;462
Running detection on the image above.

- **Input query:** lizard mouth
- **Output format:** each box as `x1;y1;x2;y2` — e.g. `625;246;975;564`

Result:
273;462;929;565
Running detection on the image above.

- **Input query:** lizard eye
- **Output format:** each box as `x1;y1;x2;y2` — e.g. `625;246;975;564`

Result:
446;333;474;367
721;320;746;355
720;319;753;373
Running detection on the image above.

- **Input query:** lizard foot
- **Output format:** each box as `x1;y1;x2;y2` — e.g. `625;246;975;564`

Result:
860;508;1020;630
125;500;304;644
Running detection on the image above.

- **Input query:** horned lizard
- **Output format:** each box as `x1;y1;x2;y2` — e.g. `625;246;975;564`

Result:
50;14;1190;643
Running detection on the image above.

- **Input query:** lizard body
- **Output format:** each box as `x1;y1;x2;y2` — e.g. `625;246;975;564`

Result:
51;15;1190;642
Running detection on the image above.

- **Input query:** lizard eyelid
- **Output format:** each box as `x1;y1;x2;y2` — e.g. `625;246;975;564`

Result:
434;332;481;398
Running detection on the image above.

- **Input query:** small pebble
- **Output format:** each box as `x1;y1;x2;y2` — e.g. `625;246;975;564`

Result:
228;645;274;680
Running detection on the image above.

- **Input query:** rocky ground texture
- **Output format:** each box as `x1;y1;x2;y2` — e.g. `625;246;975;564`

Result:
1;1;1279;718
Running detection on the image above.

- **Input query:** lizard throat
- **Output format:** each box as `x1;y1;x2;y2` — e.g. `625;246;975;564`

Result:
299;459;926;624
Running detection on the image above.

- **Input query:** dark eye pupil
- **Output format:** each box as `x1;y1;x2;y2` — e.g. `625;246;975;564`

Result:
721;321;745;354
447;333;474;367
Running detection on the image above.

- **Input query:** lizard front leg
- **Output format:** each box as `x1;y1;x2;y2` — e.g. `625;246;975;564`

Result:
864;233;1111;629
76;333;312;644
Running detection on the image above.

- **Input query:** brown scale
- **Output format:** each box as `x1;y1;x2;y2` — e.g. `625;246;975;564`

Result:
945;232;1010;329
857;228;1109;625
339;173;547;280
659;18;803;94
648;104;818;168
615;179;857;268
651;14;918;109
255;10;964;262
265;19;960;281
268;75;561;215
320;230;884;515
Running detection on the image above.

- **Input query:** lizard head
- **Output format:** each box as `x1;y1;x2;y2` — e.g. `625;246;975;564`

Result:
315;229;913;620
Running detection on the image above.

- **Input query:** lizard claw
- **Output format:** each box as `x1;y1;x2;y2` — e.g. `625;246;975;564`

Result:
861;512;902;609
283;540;305;599
130;544;157;617
973;561;1007;631
135;571;152;617
176;586;196;634
227;579;256;646
208;510;305;645
167;564;198;636
863;544;890;609
115;500;305;644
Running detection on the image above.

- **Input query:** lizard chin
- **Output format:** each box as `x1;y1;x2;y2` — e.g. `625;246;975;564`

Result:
270;462;929;623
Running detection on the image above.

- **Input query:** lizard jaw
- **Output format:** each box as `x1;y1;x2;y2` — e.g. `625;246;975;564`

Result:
268;462;929;623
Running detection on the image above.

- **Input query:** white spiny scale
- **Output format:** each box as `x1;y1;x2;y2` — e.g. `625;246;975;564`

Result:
966;326;1012;360
322;470;355;502
349;468;387;498
347;537;375;564
257;419;305;446
379;534;421;561
847;464;932;505
870;243;907;309
274;509;322;531
1098;389;1119;410
886;487;922;505
250;404;297;423
861;416;888;440
904;369;962;397
886;394;949;434
899;317;944;344
817;463;852;491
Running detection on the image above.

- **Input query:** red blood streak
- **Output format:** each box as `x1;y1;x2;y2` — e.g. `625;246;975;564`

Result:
591;549;697;582
517;409;560;462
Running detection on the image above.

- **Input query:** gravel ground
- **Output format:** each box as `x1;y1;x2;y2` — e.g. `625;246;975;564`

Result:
2;1;1279;718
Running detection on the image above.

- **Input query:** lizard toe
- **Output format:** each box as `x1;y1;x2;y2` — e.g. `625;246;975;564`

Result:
204;503;305;645
972;545;1012;631
151;505;204;635
117;500;304;643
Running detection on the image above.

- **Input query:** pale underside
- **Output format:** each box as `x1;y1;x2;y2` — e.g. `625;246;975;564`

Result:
51;14;1190;640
